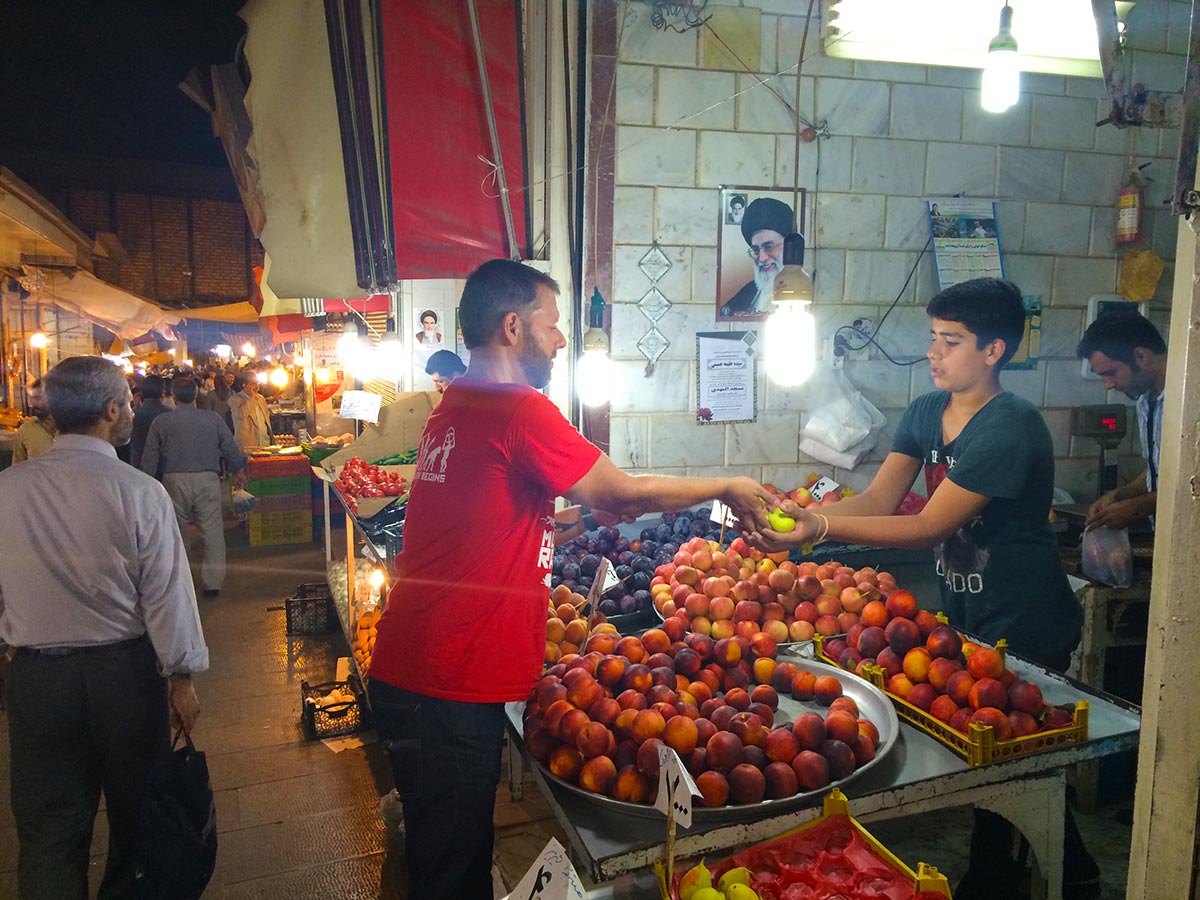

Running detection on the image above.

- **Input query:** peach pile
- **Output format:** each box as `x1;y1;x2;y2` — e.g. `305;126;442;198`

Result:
820;598;1076;741
652;541;898;649
522;628;881;808
545;584;615;665
352;607;380;672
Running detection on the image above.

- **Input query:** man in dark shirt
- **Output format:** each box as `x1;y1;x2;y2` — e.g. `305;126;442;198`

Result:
141;375;247;597
128;374;171;470
746;278;1095;899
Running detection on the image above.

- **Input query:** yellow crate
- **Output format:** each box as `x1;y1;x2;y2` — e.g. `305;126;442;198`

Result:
249;509;312;546
655;789;952;899
814;634;1090;766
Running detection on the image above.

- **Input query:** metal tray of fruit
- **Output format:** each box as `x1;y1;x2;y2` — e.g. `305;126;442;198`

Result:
526;659;899;824
650;603;809;649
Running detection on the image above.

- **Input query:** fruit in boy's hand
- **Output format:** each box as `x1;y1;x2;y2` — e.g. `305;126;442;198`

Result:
766;508;795;532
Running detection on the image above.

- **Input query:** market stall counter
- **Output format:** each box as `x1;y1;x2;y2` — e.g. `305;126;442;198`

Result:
504;645;1140;900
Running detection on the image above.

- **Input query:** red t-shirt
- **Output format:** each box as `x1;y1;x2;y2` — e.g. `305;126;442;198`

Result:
369;380;602;702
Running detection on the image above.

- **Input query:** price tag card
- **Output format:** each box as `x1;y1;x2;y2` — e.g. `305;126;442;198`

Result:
508;838;585;900
709;499;737;528
655;745;701;829
339;390;382;423
600;561;621;595
807;477;841;502
585;557;613;610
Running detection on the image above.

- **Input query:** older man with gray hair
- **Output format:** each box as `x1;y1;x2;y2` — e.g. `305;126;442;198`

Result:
0;356;208;900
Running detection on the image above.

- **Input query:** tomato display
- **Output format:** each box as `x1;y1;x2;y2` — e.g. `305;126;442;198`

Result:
334;456;408;514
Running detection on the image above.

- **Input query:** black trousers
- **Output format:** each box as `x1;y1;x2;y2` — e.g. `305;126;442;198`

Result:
5;636;169;900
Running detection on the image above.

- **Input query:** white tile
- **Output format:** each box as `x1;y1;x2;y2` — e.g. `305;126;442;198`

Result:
692;247;718;305
891;84;963;141
873;306;933;364
842;359;912;409
1150;208;1181;261
815;78;890;136
616;64;655;125
1042;408;1073;458
1051;256;1118;306
698;132;776;187
1093;101;1135;153
852;139;927;195
815;135;852;191
1039;308;1086;359
612;360;693;413
613;187;655;246
1043;359;1110;406
611;244;693;302
1090;207;1117;256
814;193;886;249
774;136;819;193
1030;96;1098;150
1001;255;1054;298
761;464;827;490
998;367;1045;407
612;302;722;362
656;69;736;130
962;90;1031;146
1168;1;1192;54
1022;203;1091;255
651;415;725;467
909;363;935;403
811;248;846;303
1054;458;1102;503
760;15;778;74
726;412;802;465
834;462;884;491
927;67;979;89
885;196;931;251
616;126;697;187
1135;126;1160;157
1063;153;1128;206
1063;77;1106;100
736;74;812;134
619;4;697;66
609;415;649;468
1126;1;1169;53
994;200;1026;251
655;188;722;246
1159;127;1181;158
844;250;920;304
778;19;854;76
914;254;941;305
854;60;927;84
810;303;882;352
998;147;1063;201
924;142;997;197
1132;50;1187;90
1023;74;1066;96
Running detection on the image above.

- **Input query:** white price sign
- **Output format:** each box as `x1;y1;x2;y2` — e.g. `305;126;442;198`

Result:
655;746;702;829
600;562;621;594
507;838;584;900
338;390;382;423
709;500;737;528
807;477;841;502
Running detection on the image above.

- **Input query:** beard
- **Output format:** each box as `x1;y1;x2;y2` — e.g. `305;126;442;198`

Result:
751;262;780;312
519;333;554;389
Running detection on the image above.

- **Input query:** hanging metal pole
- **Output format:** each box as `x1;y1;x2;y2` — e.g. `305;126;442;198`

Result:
467;0;520;261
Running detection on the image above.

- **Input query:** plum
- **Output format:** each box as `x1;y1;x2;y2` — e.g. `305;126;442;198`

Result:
598;598;619;615
580;555;601;575
640;527;657;542
619;595;639;614
561;563;580;581
632;590;652;610
629;572;652;592
691;520;708;537
615;565;634;581
614;537;630;553
640;540;658;557
655;524;673;543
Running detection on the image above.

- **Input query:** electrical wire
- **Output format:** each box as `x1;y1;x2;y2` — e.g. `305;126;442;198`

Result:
834;234;933;367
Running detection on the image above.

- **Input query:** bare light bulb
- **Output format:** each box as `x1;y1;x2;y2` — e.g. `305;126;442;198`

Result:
29;332;49;349
981;4;1019;113
765;233;817;387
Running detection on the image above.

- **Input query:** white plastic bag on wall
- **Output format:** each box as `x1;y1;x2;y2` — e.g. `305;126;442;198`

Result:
798;364;886;470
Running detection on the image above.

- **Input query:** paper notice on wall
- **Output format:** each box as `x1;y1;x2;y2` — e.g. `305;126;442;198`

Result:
928;198;1004;288
696;331;757;424
339;390;382;423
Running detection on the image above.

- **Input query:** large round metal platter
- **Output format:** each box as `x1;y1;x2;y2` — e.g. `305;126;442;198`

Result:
525;658;899;824
650;602;807;650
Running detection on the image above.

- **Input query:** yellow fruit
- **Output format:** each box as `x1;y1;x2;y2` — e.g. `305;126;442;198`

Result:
725;885;760;900
767;508;795;532
689;889;723;900
679;859;712;900
717;867;753;893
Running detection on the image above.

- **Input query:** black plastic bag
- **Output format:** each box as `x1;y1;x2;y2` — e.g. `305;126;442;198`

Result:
135;730;218;900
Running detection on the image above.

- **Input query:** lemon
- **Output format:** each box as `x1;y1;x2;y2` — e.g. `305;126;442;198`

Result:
725;884;761;900
689;889;724;900
717;867;753;893
766;508;796;532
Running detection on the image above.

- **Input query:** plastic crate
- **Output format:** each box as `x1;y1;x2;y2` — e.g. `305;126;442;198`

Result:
254;492;312;514
814;634;1090;766
285;596;335;635
300;675;370;739
249;509;313;546
294;581;332;599
247;455;312;477
246;475;311;497
656;789;952;899
302;444;341;466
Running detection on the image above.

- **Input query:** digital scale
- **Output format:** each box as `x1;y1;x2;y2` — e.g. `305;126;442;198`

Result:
1071;403;1128;497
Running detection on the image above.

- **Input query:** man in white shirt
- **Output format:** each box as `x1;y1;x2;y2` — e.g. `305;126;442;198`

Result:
1076;311;1168;530
232;375;273;450
0;356;208;900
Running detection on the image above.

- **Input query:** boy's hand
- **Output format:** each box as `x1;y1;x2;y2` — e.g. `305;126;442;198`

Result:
744;507;821;552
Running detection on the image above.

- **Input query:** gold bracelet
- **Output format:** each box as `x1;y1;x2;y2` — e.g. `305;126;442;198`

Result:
814;513;829;544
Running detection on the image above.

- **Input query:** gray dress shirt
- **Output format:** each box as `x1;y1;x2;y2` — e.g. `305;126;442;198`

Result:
0;434;209;674
140;404;246;478
129;398;171;470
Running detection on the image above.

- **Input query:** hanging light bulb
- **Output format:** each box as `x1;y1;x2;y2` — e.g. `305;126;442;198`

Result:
270;366;290;388
29;332;49;349
241;341;257;358
577;289;618;407
336;318;362;364
293;351;308;368
765;233;817;387
375;318;405;383
316;366;333;384
255;370;269;385
369;567;386;589
981;3;1020;113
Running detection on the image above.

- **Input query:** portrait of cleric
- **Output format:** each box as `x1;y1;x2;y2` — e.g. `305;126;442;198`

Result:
716;191;800;322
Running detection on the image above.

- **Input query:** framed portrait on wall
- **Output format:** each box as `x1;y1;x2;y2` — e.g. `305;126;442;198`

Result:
716;185;806;323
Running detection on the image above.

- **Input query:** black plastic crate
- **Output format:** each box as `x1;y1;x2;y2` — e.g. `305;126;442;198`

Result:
294;582;332;600
285;595;335;635
301;675;370;739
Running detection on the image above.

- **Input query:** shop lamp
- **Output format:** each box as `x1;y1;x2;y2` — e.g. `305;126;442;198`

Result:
183;358;194;367
764;233;817;387
369;567;386;589
213;344;233;360
316;366;333;384
29;332;49;349
255;370;269;385
982;3;1020;113
577;289;618;408
293;351;308;368
270;366;289;388
374;320;405;382
336;318;363;364
241;342;257;358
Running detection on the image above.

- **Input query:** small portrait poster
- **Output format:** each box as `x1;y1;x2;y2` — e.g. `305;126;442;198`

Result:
716;186;806;323
696;331;758;425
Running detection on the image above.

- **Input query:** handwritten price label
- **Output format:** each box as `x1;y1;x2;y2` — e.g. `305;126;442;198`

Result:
508;838;584;900
709;500;737;528
807;477;841;502
655;746;702;829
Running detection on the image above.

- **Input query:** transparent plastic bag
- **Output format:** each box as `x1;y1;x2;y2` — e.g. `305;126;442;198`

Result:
800;364;886;453
1081;526;1133;588
232;488;257;514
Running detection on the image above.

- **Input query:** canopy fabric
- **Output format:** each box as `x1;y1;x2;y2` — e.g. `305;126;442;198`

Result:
179;301;261;323
380;0;529;277
26;266;180;340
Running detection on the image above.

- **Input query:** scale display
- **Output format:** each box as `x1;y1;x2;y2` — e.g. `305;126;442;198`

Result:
1071;404;1127;448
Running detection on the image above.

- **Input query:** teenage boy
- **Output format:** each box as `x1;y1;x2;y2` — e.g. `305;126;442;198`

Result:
1076;311;1168;530
746;278;1095;900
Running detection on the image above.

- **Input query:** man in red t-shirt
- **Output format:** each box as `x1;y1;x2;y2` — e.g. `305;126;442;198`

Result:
368;259;773;900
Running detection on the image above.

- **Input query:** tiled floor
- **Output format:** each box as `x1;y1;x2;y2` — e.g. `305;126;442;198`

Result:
0;520;1137;898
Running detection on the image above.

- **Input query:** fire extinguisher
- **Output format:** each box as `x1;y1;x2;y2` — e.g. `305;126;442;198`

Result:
1116;163;1152;243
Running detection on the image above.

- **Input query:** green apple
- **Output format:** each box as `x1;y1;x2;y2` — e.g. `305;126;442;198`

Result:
767;508;795;532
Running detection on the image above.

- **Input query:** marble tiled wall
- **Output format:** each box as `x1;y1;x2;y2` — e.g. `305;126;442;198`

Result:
606;0;1184;501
